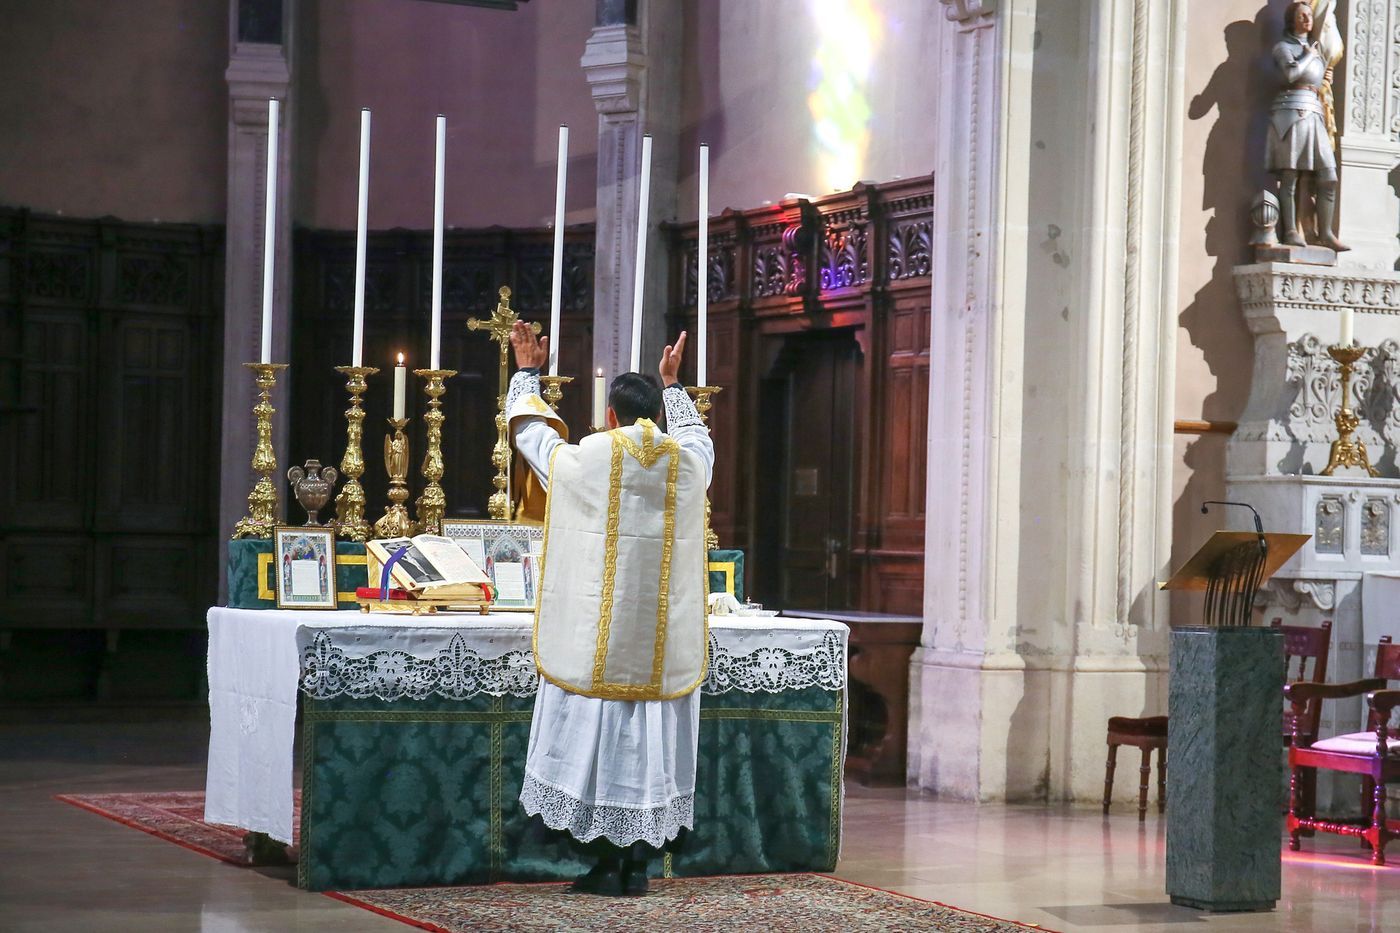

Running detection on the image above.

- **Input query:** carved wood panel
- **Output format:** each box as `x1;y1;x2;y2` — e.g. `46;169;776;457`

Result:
0;209;223;630
665;176;933;615
291;227;595;521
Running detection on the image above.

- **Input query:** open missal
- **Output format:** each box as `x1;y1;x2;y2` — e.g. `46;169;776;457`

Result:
364;535;494;607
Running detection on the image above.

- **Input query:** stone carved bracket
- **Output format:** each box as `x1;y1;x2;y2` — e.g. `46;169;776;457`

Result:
1256;578;1337;613
1282;333;1400;452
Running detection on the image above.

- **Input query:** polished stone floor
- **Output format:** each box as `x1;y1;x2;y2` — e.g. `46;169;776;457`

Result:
0;711;1395;932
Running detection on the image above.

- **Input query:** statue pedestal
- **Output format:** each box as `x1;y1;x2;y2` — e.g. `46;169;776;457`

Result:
1166;627;1283;912
1252;244;1336;267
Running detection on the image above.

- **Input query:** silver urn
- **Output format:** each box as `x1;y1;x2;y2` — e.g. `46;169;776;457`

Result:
288;459;338;526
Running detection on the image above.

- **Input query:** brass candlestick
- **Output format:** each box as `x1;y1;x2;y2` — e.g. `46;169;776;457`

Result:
1321;345;1380;477
469;286;537;521
539;374;574;412
686;386;723;552
232;362;290;539
332;365;379;541
373;417;414;538
413;369;456;535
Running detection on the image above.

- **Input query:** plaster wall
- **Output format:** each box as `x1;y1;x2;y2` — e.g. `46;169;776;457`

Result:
295;0;600;230
675;0;941;220
1171;0;1280;624
0;0;227;224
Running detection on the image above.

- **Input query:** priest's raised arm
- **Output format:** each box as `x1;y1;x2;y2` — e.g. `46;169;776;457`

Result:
504;322;714;502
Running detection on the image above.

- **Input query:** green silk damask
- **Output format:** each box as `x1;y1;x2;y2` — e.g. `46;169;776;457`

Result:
297;686;842;890
227;539;367;611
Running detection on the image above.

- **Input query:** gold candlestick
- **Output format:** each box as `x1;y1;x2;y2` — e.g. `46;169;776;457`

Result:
686;385;723;552
373;417;414;538
539;374;574;412
331;365;379;542
232;362;290;539
413;369;456;534
1321;345;1380;477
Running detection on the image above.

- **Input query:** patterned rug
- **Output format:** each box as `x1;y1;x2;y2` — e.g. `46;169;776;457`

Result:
54;791;299;865
56;792;1048;931
329;874;1049;932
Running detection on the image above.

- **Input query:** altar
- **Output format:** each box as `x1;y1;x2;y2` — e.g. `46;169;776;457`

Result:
204;608;848;891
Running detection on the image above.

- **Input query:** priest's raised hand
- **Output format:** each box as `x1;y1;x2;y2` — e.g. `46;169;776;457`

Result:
509;320;548;371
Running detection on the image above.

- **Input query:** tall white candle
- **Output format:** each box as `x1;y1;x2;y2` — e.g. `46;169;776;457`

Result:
393;352;406;420
430;115;446;370
352;108;371;367
593;368;606;429
260;98;280;364
1340;306;1354;347
548;125;569;376
629;134;653;373
697;144;709;387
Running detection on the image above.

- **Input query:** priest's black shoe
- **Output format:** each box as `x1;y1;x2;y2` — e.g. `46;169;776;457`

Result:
621;841;652;896
570;861;624;896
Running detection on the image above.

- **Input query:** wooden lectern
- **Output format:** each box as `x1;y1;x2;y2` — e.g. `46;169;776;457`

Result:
1161;518;1309;912
1160;530;1309;625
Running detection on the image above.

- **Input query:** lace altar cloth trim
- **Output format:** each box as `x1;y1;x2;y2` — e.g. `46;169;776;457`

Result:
298;624;846;701
519;772;693;848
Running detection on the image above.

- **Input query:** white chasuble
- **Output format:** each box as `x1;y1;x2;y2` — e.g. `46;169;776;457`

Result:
534;418;709;700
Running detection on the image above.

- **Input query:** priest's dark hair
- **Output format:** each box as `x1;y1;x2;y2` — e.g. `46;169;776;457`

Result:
609;372;663;425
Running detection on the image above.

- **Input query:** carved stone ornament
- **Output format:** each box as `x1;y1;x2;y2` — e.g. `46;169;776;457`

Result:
1256;577;1337;612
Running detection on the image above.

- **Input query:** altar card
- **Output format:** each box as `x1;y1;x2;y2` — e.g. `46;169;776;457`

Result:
443;521;544;611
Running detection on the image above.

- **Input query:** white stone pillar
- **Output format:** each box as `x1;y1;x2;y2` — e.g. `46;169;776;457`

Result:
1337;3;1400;269
218;0;294;597
582;0;681;381
910;0;1185;802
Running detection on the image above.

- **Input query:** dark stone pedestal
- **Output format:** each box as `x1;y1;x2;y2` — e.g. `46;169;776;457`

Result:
1166;626;1284;912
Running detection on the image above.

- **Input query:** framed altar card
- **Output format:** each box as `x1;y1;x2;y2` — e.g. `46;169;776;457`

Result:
273;527;338;610
442;520;544;611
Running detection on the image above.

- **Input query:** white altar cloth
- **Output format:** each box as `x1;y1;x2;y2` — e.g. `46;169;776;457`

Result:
204;608;848;844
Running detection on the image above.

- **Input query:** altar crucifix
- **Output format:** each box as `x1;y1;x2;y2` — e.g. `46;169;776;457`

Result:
469;285;539;520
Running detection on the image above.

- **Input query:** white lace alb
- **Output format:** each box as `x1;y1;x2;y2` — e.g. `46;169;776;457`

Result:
662;385;704;430
519;772;694;848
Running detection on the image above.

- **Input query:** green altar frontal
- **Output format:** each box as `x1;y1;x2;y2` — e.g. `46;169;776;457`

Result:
227;538;367;611
294;622;844;891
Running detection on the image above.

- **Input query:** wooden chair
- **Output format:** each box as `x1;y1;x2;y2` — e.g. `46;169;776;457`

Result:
1103;716;1167;821
1285;636;1400;865
1273;618;1332;746
1272;618;1332;820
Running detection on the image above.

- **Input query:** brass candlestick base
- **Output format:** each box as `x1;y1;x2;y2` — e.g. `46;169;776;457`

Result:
232;362;290;539
1321;344;1380;477
539;374;574;411
686;386;723;551
414;369;456;535
373;417;413;538
332;365;379;541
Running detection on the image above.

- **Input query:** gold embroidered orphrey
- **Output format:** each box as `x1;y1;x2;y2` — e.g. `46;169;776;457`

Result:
532;419;709;701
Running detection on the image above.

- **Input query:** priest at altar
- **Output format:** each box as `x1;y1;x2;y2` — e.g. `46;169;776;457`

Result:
504;322;714;896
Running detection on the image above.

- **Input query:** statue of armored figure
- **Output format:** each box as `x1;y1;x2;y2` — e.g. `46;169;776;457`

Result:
1268;2;1347;253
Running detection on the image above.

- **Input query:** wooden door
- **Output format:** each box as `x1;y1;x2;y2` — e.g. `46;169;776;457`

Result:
756;331;859;610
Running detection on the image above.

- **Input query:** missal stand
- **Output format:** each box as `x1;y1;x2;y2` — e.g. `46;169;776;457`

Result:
1160;502;1308;913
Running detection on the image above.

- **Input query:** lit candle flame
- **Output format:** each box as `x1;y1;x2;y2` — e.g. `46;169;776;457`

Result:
397;352;405;365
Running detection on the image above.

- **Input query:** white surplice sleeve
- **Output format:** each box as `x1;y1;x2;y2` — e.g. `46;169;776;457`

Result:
663;385;714;489
508;370;566;491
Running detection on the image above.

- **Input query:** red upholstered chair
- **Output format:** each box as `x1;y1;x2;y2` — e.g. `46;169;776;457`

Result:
1285;636;1400;865
1272;618;1333;819
1103;716;1167;820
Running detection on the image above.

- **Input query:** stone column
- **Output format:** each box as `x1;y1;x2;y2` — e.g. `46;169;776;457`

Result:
218;0;294;598
910;0;1185;802
582;0;681;381
1337;3;1400;270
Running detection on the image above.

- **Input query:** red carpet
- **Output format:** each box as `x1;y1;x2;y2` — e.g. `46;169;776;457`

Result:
56;791;1050;931
55;790;298;865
